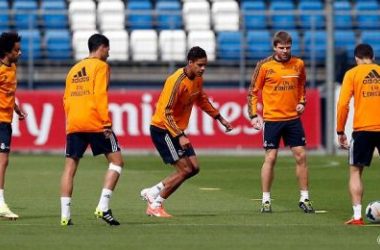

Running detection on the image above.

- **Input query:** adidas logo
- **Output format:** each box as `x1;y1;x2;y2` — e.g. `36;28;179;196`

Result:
72;67;89;83
363;69;380;84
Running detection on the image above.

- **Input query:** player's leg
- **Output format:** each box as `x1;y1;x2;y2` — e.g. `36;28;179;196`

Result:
0;123;18;220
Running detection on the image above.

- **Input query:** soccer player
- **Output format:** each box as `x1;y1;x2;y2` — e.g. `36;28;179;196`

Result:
337;44;380;226
0;32;28;220
60;34;123;226
140;46;233;217
247;31;314;213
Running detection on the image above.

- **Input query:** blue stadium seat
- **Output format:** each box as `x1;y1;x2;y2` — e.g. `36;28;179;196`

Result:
127;1;153;29
270;2;296;30
241;1;267;30
217;31;243;61
13;0;39;29
303;31;327;61
246;30;271;61
334;1;353;29
334;30;356;60
299;1;324;29
156;1;182;30
0;1;9;30
41;0;67;29
286;30;301;57
356;2;380;30
361;31;380;57
44;30;71;60
18;29;42;60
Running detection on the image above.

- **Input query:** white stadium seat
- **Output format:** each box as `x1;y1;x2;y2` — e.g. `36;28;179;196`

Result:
130;30;158;61
211;1;239;31
97;0;125;31
103;30;129;61
159;30;186;61
69;0;96;31
183;1;210;31
187;30;216;61
72;30;98;60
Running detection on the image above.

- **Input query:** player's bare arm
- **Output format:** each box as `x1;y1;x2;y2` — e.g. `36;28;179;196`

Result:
14;103;27;120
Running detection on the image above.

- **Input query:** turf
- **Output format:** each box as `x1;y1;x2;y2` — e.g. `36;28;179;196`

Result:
0;154;379;250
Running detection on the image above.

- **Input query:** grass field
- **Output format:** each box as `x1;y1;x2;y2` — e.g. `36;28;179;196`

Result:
0;154;379;250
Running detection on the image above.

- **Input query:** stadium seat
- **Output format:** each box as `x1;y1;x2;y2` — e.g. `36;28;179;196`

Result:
361;31;380;57
241;1;267;30
44;30;72;60
211;1;239;31
299;1;325;29
13;0;39;29
127;1;153;29
69;0;96;31
18;29;42;60
98;0;125;31
287;30;301;57
0;1;9;30
130;30;158;61
41;0;68;29
72;30;98;61
334;1;353;30
183;0;211;31
246;30;271;61
103;30;129;61
303;31;327;61
159;30;186;61
270;1;296;30
156;1;182;30
356;2;380;30
187;30;216;61
217;31;243;61
334;30;356;60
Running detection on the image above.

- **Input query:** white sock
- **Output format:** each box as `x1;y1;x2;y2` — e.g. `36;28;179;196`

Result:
148;182;164;199
152;195;165;209
61;197;72;219
353;204;362;220
98;188;113;212
0;189;5;206
300;190;309;202
262;192;271;203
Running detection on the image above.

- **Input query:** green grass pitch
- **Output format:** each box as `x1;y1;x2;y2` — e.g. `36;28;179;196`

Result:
0;154;379;249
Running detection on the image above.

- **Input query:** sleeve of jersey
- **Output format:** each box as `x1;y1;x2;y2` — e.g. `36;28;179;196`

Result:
336;72;353;133
196;90;220;119
163;77;184;137
247;62;266;119
93;64;112;128
298;62;307;105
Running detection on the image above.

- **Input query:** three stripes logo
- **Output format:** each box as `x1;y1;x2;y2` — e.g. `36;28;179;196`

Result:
363;69;380;84
72;67;89;83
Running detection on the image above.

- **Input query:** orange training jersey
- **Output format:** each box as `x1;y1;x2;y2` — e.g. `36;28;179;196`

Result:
64;58;111;134
0;63;17;123
337;64;380;132
151;68;220;137
247;56;306;121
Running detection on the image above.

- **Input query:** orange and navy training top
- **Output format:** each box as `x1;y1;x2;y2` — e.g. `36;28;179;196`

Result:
151;68;220;137
247;55;306;121
337;63;380;133
0;62;17;123
64;58;111;134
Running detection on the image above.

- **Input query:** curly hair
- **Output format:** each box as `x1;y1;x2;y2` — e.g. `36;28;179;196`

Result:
0;32;21;59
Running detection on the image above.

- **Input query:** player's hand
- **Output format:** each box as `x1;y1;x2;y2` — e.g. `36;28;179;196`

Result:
15;105;28;120
338;134;349;150
251;117;263;130
179;134;192;150
103;127;113;139
219;117;233;132
296;104;305;115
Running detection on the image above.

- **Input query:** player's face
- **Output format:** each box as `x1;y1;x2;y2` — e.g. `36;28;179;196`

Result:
8;42;21;63
100;45;110;61
273;42;291;62
189;57;207;77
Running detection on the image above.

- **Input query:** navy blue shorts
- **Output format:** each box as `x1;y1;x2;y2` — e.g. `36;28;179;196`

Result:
263;118;306;149
65;132;120;158
349;131;380;167
150;125;196;164
0;123;12;153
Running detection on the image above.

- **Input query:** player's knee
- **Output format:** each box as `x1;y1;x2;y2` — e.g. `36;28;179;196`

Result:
109;162;123;174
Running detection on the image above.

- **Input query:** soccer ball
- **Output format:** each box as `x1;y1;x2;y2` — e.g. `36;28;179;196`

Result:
365;201;380;223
